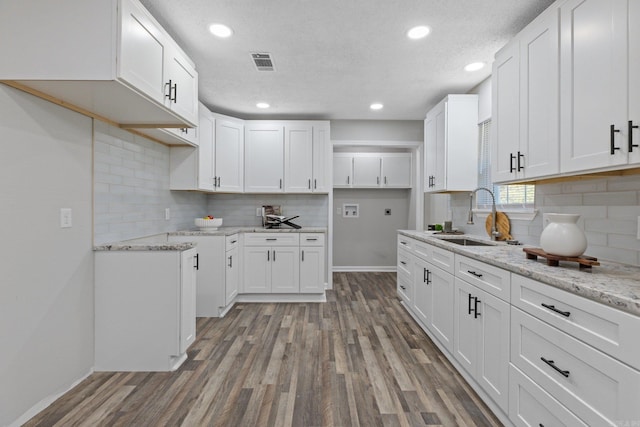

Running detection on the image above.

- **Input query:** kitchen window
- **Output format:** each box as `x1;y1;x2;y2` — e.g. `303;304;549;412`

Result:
476;119;535;211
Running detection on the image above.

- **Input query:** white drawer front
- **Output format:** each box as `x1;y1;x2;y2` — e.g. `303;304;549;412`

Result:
512;274;640;370
397;235;413;251
455;254;511;301
509;364;588;427
397;249;412;278
244;233;300;246
413;240;432;262
225;233;239;249
397;273;412;304
300;233;325;246
430;246;455;274
511;307;640;426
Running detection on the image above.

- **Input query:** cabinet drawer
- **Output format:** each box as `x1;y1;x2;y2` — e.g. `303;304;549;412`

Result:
455;254;510;301
397;274;412;304
509;364;587;427
511;307;640;426
413;240;432;262
244;233;300;246
512;274;640;370
397;249;412;278
300;233;325;246
430;245;454;274
225;233;239;250
397;235;413;250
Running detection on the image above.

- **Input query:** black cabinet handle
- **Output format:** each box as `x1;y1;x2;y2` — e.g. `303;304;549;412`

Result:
301;250;305;262
165;80;177;102
308;179;311;189
400;241;407;245
279;179;282;189
426;269;432;284
541;303;570;317
468;293;474;315
266;238;277;241
611;124;621;154
400;285;406;290
541;357;570;378
423;268;428;283
347;176;350;185
228;255;232;268
384;176;388;185
400;261;407;265
306;238;318;241
629;120;639;152
467;270;483;278
474;297;481;318
267;250;270;261
314;179;317;189
217;177;221;187
509;153;516;173
230;240;237;244
194;253;199;270
517;151;524;171
273;250;276;261
173;83;178;103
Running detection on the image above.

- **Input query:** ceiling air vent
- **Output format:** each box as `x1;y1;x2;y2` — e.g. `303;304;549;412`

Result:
251;53;275;71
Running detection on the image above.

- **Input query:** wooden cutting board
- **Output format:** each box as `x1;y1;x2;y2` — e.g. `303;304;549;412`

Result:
485;211;512;240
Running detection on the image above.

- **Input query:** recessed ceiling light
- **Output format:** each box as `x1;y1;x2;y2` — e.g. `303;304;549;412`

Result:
370;103;384;110
464;62;485;72
256;102;270;109
407;26;431;40
209;23;233;38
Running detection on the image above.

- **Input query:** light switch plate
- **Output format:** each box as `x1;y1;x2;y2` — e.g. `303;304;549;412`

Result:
60;208;72;228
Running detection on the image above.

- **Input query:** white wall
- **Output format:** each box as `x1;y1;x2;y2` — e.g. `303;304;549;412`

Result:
0;84;94;426
93;122;207;244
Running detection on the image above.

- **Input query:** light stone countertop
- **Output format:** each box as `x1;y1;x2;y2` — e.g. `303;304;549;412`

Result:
93;227;327;251
398;230;640;316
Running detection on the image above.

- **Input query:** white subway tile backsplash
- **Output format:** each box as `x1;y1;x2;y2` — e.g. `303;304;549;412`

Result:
542;193;583;206
561;180;607;194
607;176;640;191
583;191;638;206
584;218;636;234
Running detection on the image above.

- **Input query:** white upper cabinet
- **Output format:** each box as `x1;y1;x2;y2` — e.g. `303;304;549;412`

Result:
334;153;412;188
245;121;330;193
244;123;285;193
560;0;637;172
424;95;478;192
215;118;245;192
492;7;560;183
0;0;197;128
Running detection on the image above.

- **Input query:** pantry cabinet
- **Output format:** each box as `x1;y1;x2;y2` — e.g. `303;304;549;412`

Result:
424;95;478;192
0;0;198;127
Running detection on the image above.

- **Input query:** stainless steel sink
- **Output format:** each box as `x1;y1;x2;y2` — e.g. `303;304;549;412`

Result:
438;238;495;247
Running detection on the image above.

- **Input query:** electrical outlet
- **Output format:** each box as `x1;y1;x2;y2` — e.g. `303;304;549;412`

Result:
165;208;170;220
60;208;72;228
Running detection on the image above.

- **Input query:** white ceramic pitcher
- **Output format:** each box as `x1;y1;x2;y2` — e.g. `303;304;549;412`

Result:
540;213;587;257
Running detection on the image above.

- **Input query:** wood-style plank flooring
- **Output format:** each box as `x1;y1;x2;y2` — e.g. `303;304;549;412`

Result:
25;272;502;427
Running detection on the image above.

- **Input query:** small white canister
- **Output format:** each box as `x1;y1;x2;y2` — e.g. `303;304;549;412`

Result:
540;213;587;257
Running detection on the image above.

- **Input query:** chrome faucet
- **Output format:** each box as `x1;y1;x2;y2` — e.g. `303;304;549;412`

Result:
468;187;501;241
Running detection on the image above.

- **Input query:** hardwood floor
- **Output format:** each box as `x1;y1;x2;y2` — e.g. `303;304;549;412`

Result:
25;272;502;427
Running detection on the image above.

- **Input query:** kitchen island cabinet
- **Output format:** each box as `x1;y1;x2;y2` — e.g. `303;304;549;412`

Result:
94;246;197;372
0;0;198;128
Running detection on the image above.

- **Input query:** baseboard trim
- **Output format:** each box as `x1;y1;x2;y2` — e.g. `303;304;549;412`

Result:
236;293;327;303
332;266;397;272
10;368;94;427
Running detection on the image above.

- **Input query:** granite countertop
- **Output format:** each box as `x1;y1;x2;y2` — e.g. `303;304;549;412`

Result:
399;230;640;316
94;227;327;251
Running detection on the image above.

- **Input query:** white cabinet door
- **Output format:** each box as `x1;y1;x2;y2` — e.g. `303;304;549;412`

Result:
476;287;510;412
312;124;331;192
429;264;455;353
215;119;244;192
353;156;381;187
454;278;477;375
300;246;325;294
412;257;431;326
629;0;640;165
424;115;438;190
245;123;284;192
381;154;411;188
284;124;313;192
243;247;271;293
225;245;239;304
180;248;197;354
518;7;560;180
197;113;215;191
164;45;198;126
333;154;353;187
271;247;300;293
119;0;166;105
492;40;521;183
560;0;628;172
433;104;446;192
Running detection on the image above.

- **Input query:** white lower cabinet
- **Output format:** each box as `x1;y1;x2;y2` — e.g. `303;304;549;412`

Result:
453;278;510;412
300;233;326;293
242;233;300;293
225;235;239;303
95;248;197;371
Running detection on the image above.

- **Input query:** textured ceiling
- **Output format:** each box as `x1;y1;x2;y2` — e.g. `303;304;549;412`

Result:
140;0;555;120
